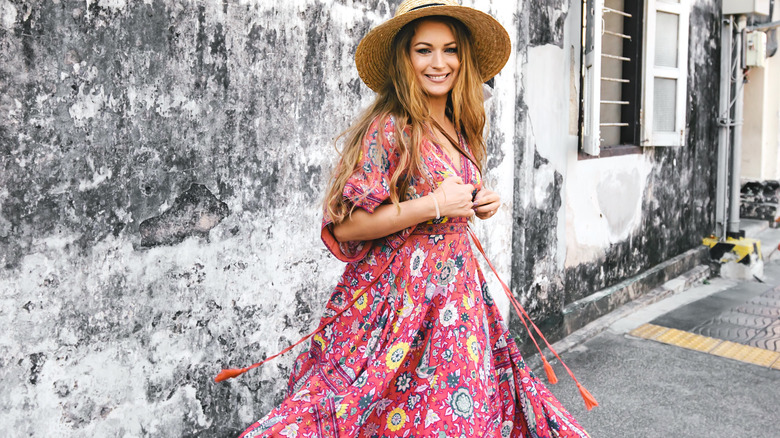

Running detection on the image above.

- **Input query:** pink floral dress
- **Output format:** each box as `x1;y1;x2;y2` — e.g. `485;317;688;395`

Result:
239;116;589;438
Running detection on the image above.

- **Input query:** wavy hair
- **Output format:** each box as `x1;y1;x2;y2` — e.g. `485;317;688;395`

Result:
325;16;487;225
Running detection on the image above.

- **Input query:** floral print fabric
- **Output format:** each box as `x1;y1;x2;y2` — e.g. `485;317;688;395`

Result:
240;116;589;438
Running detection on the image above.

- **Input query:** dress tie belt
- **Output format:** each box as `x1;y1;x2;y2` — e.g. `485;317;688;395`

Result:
411;222;467;235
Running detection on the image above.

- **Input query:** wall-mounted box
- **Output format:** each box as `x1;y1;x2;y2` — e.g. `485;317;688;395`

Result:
746;31;767;67
723;0;770;16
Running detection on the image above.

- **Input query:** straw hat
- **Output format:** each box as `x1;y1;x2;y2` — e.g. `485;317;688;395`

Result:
355;0;511;92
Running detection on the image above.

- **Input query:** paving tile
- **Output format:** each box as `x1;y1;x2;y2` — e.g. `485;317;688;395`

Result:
709;311;774;329
760;288;780;301
747;320;780;352
710;341;780;367
692;321;761;343
654;328;721;353
749;295;780;308
628;323;668;340
734;303;780;317
651;295;745;331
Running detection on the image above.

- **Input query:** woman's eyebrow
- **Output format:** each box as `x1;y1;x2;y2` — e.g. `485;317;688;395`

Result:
412;41;457;47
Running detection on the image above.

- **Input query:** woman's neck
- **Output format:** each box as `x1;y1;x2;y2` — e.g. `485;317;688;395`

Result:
428;94;449;126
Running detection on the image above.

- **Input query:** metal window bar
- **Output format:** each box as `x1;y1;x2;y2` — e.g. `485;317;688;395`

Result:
603;7;631;17
598;3;635;145
601;53;631;61
602;76;630;83
604;30;631;39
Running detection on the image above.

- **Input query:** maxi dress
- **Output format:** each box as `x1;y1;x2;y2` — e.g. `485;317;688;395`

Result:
240;116;589;438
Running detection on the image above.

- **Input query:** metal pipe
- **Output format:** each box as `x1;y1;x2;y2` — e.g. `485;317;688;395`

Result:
716;16;733;239
747;20;780;31
728;15;747;235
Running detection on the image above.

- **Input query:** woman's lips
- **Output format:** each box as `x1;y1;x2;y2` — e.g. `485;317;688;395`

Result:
425;73;450;83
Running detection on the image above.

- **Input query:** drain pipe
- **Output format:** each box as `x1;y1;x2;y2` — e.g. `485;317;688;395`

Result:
716;16;733;239
728;15;747;237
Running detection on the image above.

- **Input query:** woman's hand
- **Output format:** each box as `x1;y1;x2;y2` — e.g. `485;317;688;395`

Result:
332;177;479;243
433;177;475;218
473;188;500;220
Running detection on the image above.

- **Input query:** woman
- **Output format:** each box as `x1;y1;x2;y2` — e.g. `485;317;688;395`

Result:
239;1;589;436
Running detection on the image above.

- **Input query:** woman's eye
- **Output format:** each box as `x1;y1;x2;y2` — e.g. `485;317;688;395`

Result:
445;47;458;54
416;48;431;54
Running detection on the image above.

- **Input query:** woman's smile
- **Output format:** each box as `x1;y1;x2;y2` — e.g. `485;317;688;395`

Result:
410;20;460;99
425;73;451;82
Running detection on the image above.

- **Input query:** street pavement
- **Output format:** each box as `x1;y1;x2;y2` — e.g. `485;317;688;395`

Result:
542;225;780;438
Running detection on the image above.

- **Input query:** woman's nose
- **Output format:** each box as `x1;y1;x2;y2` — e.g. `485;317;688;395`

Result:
430;50;445;68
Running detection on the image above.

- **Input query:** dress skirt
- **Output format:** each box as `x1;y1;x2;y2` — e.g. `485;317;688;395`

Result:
239;222;589;438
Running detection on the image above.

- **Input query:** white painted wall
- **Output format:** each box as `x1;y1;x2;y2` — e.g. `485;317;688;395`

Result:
741;6;780;181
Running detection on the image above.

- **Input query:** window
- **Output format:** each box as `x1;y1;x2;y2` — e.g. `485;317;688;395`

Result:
581;0;690;156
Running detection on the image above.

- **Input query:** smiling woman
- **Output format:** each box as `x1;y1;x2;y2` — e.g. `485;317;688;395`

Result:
234;1;590;437
410;20;461;100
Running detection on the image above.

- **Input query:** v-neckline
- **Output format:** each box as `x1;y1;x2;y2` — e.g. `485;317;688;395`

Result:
431;128;463;175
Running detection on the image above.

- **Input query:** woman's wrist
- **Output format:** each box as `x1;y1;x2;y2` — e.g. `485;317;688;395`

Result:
429;192;440;220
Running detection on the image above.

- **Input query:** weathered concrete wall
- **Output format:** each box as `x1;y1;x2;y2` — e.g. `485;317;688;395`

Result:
0;0;517;435
0;0;722;435
508;0;721;344
561;0;721;304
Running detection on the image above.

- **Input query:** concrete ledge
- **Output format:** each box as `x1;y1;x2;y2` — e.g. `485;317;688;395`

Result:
547;265;711;358
561;245;710;338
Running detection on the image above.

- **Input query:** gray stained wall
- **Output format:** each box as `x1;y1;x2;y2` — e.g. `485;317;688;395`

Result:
558;1;721;303
0;0;720;436
509;0;721;345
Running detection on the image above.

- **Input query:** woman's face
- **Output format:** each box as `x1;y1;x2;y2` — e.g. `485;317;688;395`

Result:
409;20;460;99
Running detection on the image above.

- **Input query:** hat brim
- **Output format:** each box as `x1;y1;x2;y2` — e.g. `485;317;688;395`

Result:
355;5;511;93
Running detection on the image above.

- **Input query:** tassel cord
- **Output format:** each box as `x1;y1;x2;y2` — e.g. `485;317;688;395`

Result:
215;226;416;382
467;227;597;409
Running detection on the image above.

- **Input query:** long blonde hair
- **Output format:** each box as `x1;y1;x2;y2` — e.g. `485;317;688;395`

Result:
325;16;487;224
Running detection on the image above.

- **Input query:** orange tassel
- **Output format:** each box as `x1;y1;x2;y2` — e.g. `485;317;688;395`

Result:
215;367;248;382
542;357;558;384
577;383;599;411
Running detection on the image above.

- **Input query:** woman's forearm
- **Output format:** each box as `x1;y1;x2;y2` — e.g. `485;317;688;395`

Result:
332;195;439;242
332;177;478;243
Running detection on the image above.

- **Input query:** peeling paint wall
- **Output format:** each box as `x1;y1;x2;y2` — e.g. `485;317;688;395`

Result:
0;0;517;435
509;0;721;344
0;0;721;435
560;0;721;306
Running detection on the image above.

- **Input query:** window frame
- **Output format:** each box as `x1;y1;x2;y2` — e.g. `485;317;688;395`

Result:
580;0;691;156
640;0;691;147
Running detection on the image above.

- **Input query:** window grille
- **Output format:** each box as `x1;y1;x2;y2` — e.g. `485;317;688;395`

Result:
581;0;690;156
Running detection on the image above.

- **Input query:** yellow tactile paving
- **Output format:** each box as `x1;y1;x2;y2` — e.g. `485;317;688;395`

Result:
710;341;780;367
628;323;669;340
629;323;780;369
655;328;723;353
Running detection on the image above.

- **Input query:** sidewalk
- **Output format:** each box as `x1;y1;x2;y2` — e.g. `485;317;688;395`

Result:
543;224;780;437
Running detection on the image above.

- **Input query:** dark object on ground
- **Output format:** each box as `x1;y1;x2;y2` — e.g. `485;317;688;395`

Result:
741;180;780;225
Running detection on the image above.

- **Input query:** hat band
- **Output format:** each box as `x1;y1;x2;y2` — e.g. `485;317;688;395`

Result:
408;3;447;12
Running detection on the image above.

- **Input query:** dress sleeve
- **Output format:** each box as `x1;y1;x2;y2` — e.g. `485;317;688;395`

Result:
321;115;400;262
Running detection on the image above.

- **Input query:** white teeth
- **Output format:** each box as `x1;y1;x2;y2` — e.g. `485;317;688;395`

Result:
427;74;448;80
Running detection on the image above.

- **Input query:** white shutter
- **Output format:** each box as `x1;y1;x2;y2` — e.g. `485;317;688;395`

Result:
582;0;604;156
641;0;690;146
